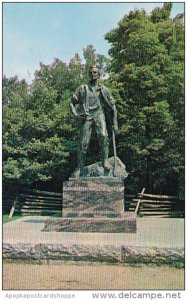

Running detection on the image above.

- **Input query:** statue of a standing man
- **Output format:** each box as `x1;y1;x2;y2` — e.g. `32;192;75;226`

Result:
70;65;118;176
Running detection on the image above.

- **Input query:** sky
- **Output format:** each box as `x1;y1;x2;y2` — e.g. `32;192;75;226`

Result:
3;2;185;84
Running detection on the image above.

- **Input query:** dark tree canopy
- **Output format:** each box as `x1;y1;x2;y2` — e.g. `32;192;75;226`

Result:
105;4;184;197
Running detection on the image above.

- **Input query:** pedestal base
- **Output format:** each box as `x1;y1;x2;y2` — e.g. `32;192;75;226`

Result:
43;213;136;233
43;176;137;233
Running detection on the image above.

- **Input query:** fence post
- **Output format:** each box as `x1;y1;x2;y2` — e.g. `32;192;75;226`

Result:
8;194;19;219
135;188;145;215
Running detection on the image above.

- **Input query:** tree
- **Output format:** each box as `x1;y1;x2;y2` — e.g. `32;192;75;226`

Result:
3;76;29;185
151;3;173;23
105;4;184;196
3;74;71;189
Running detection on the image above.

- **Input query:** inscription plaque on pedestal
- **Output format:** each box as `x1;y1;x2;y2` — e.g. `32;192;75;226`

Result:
63;177;124;218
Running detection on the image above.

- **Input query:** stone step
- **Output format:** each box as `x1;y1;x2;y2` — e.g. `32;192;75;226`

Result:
43;213;136;233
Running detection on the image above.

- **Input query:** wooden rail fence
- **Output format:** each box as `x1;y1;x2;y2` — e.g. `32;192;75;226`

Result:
7;188;62;218
129;188;184;218
4;187;184;219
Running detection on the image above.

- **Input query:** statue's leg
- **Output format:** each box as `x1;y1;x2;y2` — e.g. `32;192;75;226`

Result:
95;112;110;173
101;136;110;174
78;118;93;176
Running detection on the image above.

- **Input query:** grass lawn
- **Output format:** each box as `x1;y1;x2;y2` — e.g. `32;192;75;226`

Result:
3;213;22;224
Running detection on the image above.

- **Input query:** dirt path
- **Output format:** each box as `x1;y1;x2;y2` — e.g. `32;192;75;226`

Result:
3;262;184;290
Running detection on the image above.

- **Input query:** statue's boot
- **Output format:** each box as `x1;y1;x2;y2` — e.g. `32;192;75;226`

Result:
103;159;110;170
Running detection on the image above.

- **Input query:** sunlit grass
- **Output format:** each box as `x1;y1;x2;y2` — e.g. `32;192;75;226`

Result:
3;214;22;223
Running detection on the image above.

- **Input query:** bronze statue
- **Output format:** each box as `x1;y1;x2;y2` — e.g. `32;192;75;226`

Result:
70;65;118;176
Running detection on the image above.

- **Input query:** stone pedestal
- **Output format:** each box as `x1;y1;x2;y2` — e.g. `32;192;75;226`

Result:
43;177;136;233
63;177;124;218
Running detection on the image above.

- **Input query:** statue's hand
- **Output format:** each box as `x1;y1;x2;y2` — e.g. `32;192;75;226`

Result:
71;94;78;104
77;113;89;121
70;102;78;118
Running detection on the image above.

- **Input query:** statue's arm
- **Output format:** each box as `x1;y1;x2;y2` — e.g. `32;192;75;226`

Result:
70;85;83;118
70;93;78;118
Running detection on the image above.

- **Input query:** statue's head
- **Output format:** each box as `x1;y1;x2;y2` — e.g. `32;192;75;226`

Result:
89;65;100;81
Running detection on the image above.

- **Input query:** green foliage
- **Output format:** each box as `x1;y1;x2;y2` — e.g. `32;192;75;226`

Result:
105;4;184;196
151;3;173;23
